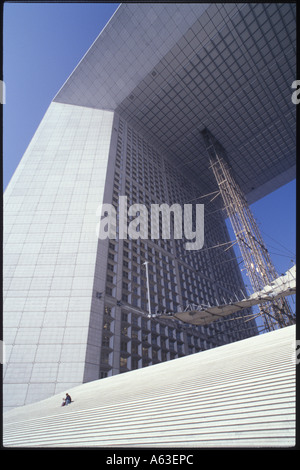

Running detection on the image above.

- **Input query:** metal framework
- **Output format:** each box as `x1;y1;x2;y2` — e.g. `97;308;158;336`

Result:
202;128;295;332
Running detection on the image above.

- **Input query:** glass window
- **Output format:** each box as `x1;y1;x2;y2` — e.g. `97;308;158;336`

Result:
120;356;127;368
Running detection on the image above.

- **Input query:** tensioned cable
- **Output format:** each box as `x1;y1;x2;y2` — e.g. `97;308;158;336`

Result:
260;228;295;258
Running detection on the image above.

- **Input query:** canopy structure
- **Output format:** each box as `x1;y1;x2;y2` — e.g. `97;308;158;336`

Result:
156;265;296;326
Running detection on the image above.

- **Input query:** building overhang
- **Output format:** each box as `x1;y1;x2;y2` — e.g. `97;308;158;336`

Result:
54;3;296;202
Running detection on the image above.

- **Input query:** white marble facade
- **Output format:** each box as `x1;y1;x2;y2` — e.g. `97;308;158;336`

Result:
3;102;115;410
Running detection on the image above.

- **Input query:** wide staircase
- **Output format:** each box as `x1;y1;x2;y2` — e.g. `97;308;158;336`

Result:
3;325;296;448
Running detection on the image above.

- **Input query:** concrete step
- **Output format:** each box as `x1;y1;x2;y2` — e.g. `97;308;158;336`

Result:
4;325;296;448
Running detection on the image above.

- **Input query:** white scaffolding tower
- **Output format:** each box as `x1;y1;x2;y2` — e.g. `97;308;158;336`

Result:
202;128;295;332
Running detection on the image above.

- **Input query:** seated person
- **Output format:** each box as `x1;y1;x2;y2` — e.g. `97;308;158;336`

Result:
65;393;72;405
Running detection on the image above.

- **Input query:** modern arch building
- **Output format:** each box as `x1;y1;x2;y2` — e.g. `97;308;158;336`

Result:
3;3;296;411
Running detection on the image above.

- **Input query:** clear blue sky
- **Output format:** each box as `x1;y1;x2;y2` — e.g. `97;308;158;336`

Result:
3;2;120;187
3;3;296;299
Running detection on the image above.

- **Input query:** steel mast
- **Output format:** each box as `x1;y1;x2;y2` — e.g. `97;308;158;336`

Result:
202;128;295;331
